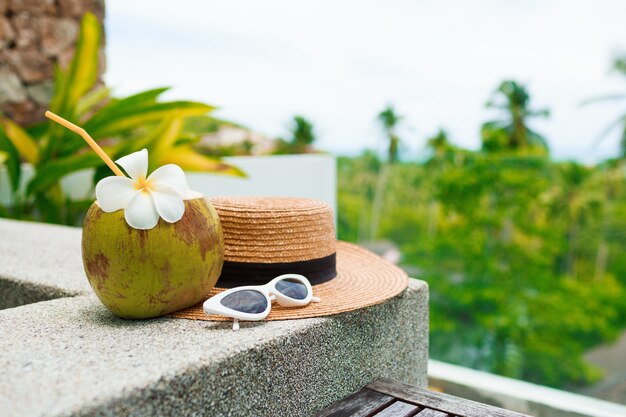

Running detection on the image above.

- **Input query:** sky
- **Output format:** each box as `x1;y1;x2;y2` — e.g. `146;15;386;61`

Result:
105;0;626;162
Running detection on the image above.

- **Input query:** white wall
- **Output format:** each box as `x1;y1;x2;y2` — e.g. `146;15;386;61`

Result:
0;154;337;216
188;154;337;214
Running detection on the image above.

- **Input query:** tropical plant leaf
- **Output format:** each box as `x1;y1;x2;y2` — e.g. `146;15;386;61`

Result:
149;118;183;169
580;93;626;107
48;65;67;118
107;87;170;109
113;117;173;157
91;164;111;186
49;12;100;117
174;133;201;146
76;85;110;119
527;109;550;118
86;87;170;127
26;151;108;195
0;132;21;192
0;117;39;164
591;114;626;148
46;12;101;159
183;115;240;135
1;10;241;224
34;189;63;224
84;101;214;138
527;129;549;149
63;197;94;226
0;203;10;218
160;146;246;177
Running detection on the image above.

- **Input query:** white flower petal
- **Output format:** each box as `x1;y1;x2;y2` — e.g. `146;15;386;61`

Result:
116;149;148;181
180;189;204;200
124;191;159;230
95;176;137;213
147;164;189;192
151;183;185;223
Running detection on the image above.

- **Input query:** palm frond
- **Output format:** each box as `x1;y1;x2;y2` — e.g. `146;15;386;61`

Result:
590;114;626;148
580;94;626;107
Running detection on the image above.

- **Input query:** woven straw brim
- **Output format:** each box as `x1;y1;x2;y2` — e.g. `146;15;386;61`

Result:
170;241;409;321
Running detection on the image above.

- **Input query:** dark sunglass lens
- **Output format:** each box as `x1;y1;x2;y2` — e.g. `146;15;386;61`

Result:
220;290;268;314
275;278;308;300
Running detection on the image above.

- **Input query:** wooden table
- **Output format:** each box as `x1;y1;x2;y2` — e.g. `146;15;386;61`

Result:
315;379;532;417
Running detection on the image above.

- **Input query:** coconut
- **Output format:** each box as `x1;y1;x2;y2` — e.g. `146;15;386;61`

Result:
82;197;224;319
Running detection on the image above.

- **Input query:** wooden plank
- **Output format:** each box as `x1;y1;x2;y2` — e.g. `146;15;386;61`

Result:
415;408;449;417
314;388;395;417
367;379;533;417
374;400;421;417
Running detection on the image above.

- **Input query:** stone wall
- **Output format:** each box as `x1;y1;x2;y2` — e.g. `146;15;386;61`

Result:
0;0;105;125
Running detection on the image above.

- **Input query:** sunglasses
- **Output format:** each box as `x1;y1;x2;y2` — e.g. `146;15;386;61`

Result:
203;274;321;330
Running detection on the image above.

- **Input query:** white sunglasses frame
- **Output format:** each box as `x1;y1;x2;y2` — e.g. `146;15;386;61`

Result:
203;274;321;330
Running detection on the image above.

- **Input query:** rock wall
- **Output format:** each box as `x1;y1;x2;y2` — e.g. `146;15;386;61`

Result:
0;0;105;125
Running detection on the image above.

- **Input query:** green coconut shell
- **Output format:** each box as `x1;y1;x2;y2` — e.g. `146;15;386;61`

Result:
81;197;224;319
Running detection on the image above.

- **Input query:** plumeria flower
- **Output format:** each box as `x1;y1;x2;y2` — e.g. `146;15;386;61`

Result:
95;149;199;230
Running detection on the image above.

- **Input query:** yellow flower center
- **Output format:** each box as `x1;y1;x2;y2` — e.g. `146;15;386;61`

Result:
134;178;153;193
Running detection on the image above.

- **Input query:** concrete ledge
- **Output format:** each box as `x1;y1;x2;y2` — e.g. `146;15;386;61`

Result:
0;278;72;310
0;219;90;308
0;219;429;416
0;281;427;417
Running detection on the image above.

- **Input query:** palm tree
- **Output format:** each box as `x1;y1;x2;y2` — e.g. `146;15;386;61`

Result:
481;80;550;154
426;129;454;159
377;106;403;163
582;55;626;158
273;115;316;154
368;105;405;241
290;115;316;152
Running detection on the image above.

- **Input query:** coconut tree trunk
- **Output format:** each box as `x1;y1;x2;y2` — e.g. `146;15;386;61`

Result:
564;223;578;278
369;163;390;241
357;204;371;243
428;201;438;237
594;241;608;281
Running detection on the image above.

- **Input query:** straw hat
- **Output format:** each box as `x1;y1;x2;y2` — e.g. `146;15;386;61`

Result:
171;196;409;321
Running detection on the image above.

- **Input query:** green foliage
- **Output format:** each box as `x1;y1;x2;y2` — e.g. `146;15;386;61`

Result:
482;81;549;155
340;71;626;389
613;55;626;76
338;150;626;388
582;55;626;158
377;105;403;164
0;13;242;225
273;115;317;154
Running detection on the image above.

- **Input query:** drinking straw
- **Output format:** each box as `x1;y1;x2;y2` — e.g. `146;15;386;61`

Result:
44;111;125;177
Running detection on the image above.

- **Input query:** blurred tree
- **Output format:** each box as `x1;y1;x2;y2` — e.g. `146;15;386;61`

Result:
425;128;469;165
336;72;626;391
369;105;405;241
337;148;626;388
377;105;403;163
427;129;452;156
582;55;626;158
273;115;317;154
481;81;550;154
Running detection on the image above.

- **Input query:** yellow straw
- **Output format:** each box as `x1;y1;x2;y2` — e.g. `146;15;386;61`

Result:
44;111;125;177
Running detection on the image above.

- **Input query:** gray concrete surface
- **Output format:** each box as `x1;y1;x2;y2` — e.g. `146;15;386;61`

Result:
0;219;91;309
0;218;429;416
0;281;427;417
